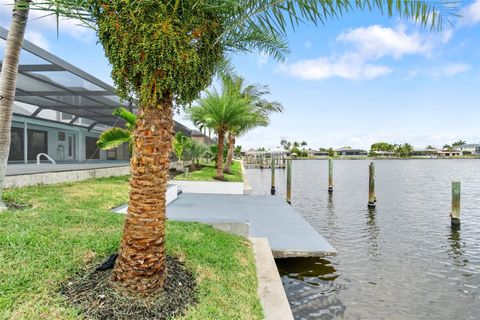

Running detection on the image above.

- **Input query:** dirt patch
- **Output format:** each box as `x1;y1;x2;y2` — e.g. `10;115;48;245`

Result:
61;255;197;320
5;199;31;210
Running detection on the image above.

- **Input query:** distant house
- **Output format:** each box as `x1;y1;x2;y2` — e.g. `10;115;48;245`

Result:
334;147;367;157
191;130;216;145
457;143;480;155
370;150;395;157
307;149;329;157
439;149;462;157
412;148;461;157
412;148;440;157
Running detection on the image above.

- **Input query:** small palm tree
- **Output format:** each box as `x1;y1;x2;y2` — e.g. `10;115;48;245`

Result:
96;107;136;152
172;132;192;171
188;88;253;180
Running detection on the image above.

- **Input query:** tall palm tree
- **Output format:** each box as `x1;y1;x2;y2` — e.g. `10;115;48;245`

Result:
188;87;253;180
221;75;283;173
96;107;136;152
21;0;453;296
0;0;30;211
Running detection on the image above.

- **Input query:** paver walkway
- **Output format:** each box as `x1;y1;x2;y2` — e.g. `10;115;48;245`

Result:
167;193;336;258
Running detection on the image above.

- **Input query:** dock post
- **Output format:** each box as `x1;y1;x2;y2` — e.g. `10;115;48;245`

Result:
451;181;461;227
328;158;333;193
271;158;276;195
368;162;376;208
286;160;292;205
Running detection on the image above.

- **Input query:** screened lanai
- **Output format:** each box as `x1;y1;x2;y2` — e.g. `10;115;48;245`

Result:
0;26;199;166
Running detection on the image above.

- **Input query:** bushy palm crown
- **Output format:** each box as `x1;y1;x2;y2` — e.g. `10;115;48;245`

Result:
188;88;254;135
222;75;282;136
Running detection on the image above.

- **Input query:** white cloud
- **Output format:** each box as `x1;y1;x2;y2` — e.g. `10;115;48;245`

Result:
432;63;472;77
278;56;392;80
336;24;431;59
460;0;480;25
279;24;454;81
24;30;49;50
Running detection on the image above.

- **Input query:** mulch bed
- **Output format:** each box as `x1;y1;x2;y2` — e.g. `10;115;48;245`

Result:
61;255;197;320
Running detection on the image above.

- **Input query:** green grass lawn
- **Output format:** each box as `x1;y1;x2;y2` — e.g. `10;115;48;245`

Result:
175;160;243;182
0;176;262;320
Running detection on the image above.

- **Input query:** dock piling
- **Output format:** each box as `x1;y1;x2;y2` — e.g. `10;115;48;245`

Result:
368;162;376;208
271;158;276;195
451;181;461;227
328;158;333;193
286;160;292;205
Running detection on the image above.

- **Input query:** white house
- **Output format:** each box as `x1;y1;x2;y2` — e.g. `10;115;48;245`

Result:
457;143;480;155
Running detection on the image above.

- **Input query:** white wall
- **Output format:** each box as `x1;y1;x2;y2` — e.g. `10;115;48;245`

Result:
11;116;106;162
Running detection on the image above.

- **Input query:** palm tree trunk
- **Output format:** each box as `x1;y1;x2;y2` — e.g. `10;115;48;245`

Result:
0;0;30;210
224;134;235;174
112;98;173;295
215;130;225;180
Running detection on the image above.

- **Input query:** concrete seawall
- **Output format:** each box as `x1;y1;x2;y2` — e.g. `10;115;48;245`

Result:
5;166;130;188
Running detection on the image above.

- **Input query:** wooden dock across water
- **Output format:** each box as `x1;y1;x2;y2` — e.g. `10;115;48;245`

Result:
167;193;336;258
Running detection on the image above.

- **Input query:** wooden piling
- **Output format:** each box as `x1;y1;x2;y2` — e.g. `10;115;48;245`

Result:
328;158;333;193
451;181;461;227
286;160;292;205
271;158;276;195
368;162;376;208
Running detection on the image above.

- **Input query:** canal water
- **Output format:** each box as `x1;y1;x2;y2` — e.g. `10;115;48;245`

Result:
245;160;480;320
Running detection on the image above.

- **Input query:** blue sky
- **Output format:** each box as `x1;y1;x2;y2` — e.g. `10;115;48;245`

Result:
1;1;480;150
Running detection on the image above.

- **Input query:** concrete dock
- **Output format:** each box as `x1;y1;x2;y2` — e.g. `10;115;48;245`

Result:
167;193;336;258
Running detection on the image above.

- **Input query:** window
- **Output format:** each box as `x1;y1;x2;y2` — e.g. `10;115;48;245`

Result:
27;129;47;160
68;136;73;157
85;136;99;159
106;148;116;160
8;127;24;161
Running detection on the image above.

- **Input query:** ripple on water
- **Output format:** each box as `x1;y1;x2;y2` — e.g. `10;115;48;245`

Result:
246;160;480;320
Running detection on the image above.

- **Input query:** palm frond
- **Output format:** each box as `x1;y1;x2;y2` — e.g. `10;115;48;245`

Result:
97;127;132;150
113;107;137;129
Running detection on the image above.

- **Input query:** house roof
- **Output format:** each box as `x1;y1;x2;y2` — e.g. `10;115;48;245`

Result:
459;143;480;148
335;147;367;152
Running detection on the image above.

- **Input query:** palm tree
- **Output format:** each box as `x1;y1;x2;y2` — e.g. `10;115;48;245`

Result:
0;0;30;211
188;86;253;180
452;140;466;147
96;107;136;152
172;132;192;171
23;0;453;296
221;75;283;173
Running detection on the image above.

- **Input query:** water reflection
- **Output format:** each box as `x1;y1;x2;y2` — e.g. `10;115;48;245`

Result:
365;207;381;259
277;257;346;319
448;228;466;267
326;193;336;230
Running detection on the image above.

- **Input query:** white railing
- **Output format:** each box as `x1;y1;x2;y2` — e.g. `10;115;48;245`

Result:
36;153;56;165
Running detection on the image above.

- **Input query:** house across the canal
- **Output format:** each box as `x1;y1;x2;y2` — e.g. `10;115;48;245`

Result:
334;147;368;157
